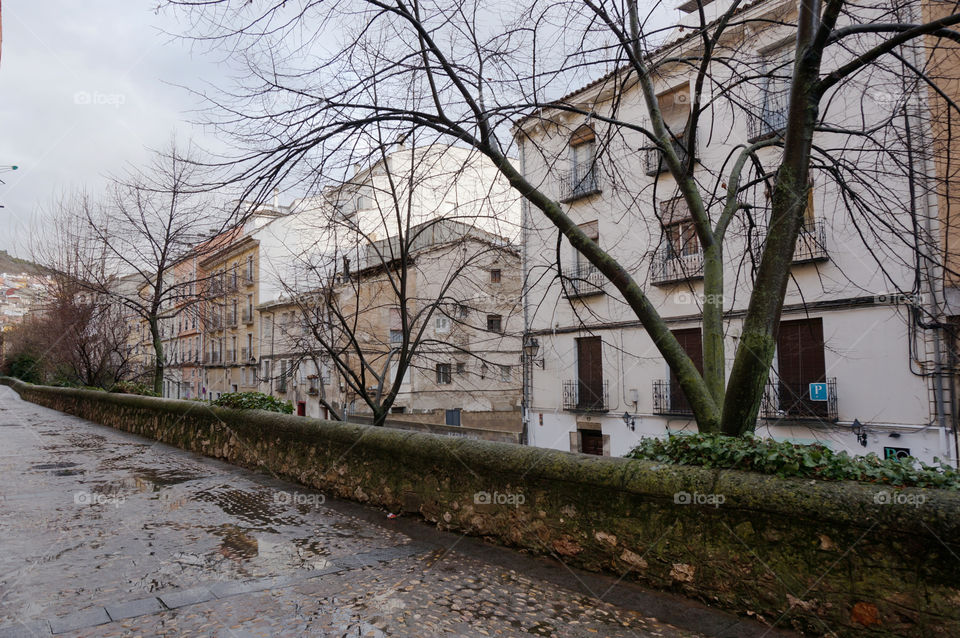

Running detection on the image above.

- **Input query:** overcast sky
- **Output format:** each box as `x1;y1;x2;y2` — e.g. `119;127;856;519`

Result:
0;1;228;258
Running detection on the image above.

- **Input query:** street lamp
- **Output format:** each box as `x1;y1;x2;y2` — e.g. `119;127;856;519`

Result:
523;337;543;368
622;411;636;431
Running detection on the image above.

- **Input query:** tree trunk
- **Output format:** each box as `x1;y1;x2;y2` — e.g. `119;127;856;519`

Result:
701;242;726;412
149;317;164;396
721;0;823;436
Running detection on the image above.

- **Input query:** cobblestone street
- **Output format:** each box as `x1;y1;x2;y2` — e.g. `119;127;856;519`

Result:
0;386;776;637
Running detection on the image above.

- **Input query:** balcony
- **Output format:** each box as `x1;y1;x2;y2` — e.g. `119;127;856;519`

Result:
650;247;704;286
559;165;601;203
226;349;236;364
242;308;254;324
227;314;238;328
652;380;694;416
645;138;695;176
243;272;255;286
747;92;789;141
561;379;609;412
760;378;838;422
751;220;828;264
205;351;221;364
563;263;605;298
226;278;238;292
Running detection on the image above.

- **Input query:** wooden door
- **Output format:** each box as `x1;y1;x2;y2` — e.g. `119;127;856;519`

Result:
669;328;703;414
777;318;826;417
580;430;604;456
576;336;604;409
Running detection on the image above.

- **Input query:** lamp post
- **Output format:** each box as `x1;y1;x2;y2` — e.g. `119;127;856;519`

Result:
521;336;542;446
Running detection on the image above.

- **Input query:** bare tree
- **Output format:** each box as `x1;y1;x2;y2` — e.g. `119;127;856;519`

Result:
59;143;232;394
166;0;960;435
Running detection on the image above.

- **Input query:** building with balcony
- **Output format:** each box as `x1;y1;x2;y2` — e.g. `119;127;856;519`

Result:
515;0;958;464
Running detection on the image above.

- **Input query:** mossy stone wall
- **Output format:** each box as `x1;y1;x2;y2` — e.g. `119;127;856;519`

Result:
4;378;959;637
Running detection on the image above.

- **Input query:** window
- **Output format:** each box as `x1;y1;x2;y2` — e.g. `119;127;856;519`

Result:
445;408;461;426
661;198;699;258
754;45;793;139
775;318;828;418
575;221;599;274
500;365;511;381
246;255;254;281
436;363;452;385
567;125;598;199
486;314;503;333
489;269;501;284
458;304;470;319
657;84;691;137
456;362;466;374
246;333;253;359
435;315;451;334
389;329;403;344
575;336;604;410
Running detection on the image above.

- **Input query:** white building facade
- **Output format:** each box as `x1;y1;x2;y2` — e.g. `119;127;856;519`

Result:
517;0;958;464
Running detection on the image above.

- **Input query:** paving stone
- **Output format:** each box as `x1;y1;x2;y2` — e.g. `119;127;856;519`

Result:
157;586;215;609
104;597;165;621
48;608;110;634
0;620;51;637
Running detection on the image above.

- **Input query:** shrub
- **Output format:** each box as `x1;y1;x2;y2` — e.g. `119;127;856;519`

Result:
7;353;42;384
111;381;160;397
627;433;960;490
213;392;293;414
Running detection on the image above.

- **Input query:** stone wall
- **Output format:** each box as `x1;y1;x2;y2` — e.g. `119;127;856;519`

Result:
4;378;959;637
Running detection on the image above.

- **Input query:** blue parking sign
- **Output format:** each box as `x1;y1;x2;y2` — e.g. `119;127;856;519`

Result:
809;382;828;401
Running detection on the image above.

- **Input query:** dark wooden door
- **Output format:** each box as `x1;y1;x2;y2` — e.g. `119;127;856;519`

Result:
777;318;826;417
576;336;604;409
580;430;604;455
669;328;703;414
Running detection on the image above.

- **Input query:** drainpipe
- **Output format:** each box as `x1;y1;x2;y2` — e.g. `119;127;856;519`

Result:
520;137;532;446
903;5;955;466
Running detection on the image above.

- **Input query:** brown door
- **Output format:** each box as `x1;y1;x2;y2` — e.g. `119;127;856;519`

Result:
580;430;604;455
576;336;604;409
297;401;307;417
777;318;826;417
669;328;703;414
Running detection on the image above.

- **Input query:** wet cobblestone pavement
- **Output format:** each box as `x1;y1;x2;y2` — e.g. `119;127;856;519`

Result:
0;387;723;637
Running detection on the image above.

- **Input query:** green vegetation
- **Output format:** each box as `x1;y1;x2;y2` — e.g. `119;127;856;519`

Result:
6;353;42;384
111;381;160;397
213;391;293;414
627;433;960;490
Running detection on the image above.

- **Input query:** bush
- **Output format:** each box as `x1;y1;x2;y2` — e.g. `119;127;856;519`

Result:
7;353;42;384
213;392;293;414
111;381;160;397
627;433;960;490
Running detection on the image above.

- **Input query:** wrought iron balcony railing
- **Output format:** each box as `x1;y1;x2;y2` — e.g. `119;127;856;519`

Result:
242;309;254;324
562;379;609;412
751;219;828;264
652;380;694;416
747;92;789;141
650;248;704;286
644;137;695;176
559;165;601;203
759;377;838;422
563;263;605;298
